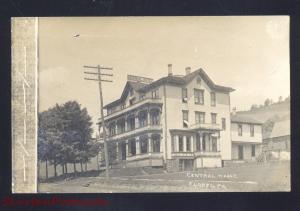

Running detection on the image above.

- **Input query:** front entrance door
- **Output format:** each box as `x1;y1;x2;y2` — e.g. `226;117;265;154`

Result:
238;145;244;160
121;142;127;160
179;159;194;171
184;160;194;171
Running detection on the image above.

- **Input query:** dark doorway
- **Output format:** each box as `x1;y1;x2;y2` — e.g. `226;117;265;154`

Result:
179;159;194;171
121;142;127;160
238;145;244;160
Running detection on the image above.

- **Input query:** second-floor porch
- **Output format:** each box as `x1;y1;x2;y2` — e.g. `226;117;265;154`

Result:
106;105;162;140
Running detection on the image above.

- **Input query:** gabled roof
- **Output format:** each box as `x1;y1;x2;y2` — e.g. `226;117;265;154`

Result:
138;68;235;93
104;68;235;109
269;119;290;138
231;114;263;125
103;81;147;109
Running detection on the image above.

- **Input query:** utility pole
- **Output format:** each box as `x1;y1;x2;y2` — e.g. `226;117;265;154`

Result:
83;65;113;179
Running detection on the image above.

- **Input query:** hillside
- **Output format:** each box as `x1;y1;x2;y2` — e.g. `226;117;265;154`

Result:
236;100;290;123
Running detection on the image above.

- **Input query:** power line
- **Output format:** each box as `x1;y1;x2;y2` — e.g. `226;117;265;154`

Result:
83;64;113;179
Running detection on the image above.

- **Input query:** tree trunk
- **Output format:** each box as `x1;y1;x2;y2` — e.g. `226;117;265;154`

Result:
45;159;48;180
62;164;65;175
80;162;83;172
54;162;57;177
73;162;76;173
65;163;68;174
85;162;87;171
97;154;100;171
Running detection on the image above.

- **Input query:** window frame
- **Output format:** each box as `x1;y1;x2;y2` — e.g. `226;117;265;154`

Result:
211;92;216;107
182;88;188;103
151;89;159;99
195;111;205;124
238;124;243;136
222;118;226;130
194;89;204;105
211;113;217;124
251;144;256;157
182;110;189;128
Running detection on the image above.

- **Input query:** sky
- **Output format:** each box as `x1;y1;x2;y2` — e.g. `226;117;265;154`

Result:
38;16;290;134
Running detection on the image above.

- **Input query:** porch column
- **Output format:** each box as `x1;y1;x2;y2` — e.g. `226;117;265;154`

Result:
191;136;194;152
217;135;220;152
116;142;119;161
208;134;212;151
136;137;140;154
147;109;151;125
199;132;203;151
125;116;128;131
135;115;139;129
126;140;130;157
148;134;152;153
175;135;179;152
115;121;118;134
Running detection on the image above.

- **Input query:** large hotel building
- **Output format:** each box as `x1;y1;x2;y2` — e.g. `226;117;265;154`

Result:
102;65;262;171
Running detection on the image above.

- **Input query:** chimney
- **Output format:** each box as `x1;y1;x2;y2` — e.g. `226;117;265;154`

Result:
168;64;173;76
185;67;191;75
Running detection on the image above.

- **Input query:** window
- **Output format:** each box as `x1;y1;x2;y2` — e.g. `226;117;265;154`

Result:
238;124;243;136
195;112;205;124
186;136;191;152
182;110;189;128
130;140;136;155
178;136;184;152
182;88;188;103
211;113;217;124
212;137;217;152
211;92;216;106
109;124;116;136
152;137;160;152
196;77;201;85
152;89;159;99
222;118;226;130
251;144;255;157
140;139;148;154
250;124;254;137
194;89;204;104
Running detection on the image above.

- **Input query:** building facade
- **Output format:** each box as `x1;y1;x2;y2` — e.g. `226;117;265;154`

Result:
231;114;263;161
102;66;235;171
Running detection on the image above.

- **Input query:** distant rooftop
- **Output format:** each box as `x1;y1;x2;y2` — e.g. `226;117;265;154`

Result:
269;119;290;138
231;114;263;125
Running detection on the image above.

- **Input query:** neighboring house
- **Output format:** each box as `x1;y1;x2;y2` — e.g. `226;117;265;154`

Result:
263;119;290;153
102;65;235;171
231;114;263;161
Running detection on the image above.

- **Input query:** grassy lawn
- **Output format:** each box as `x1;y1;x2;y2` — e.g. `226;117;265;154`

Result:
39;161;290;193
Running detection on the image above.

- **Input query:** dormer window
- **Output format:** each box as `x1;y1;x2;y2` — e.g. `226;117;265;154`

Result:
152;89;159;99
